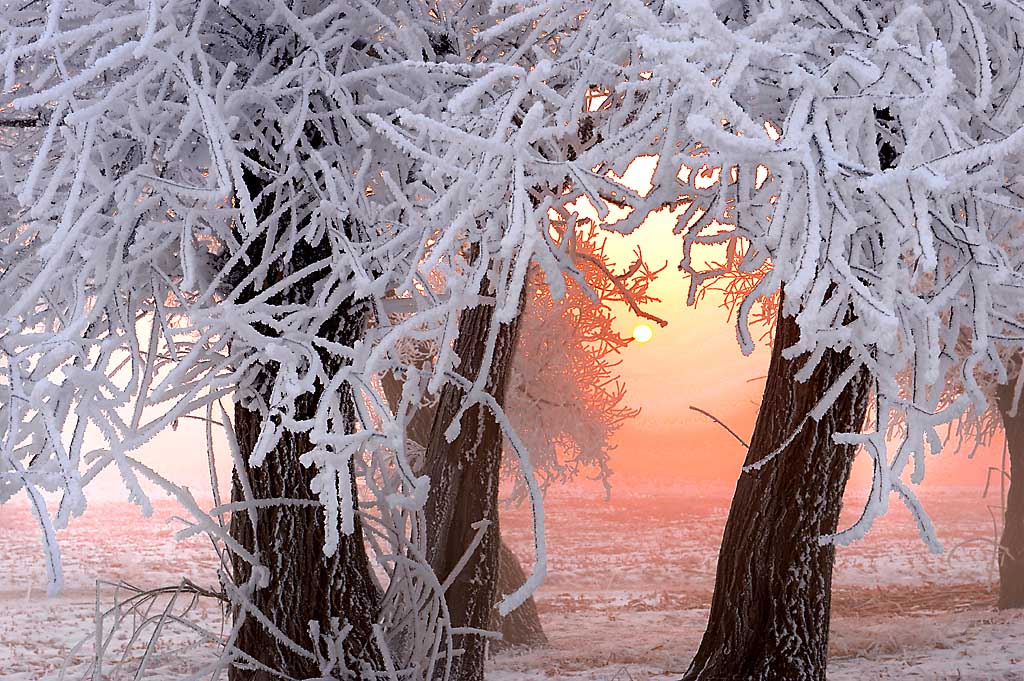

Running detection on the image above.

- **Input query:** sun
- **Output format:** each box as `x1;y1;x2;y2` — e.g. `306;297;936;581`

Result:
632;323;654;344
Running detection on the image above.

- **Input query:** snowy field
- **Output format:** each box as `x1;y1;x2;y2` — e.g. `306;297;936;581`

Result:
2;484;1022;680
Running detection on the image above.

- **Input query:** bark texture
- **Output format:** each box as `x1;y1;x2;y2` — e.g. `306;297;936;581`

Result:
229;388;380;679
996;371;1024;609
683;310;871;681
383;359;548;655
223;82;384;675
423;286;525;681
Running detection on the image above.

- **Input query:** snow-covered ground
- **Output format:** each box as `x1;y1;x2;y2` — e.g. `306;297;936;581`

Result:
489;484;1023;680
2;484;1022;680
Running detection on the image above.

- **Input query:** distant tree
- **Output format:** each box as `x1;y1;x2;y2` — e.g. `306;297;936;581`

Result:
993;362;1024;609
493;225;661;651
504;222;663;499
693;238;779;349
931;348;1024;609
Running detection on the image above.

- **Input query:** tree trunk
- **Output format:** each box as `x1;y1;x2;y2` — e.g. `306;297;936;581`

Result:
489;540;548;651
996;371;1024;609
423;285;525;681
229;390;381;679
383;350;548;658
223;95;384;677
684;309;871;681
227;269;381;677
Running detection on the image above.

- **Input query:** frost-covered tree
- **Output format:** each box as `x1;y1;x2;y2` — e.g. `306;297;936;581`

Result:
613;2;1024;679
10;1;1024;679
412;228;660;680
0;1;673;678
493;226;661;651
504;222;663;498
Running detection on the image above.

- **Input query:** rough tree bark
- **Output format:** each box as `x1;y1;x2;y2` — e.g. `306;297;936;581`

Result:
230;384;381;679
995;366;1024;609
422;281;525;681
683;309;871;681
382;365;547;653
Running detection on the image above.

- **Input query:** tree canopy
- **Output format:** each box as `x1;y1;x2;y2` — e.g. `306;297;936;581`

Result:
3;1;1024;678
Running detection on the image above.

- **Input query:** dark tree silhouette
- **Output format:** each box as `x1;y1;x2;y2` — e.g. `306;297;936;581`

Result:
915;351;1024;610
488;541;549;651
